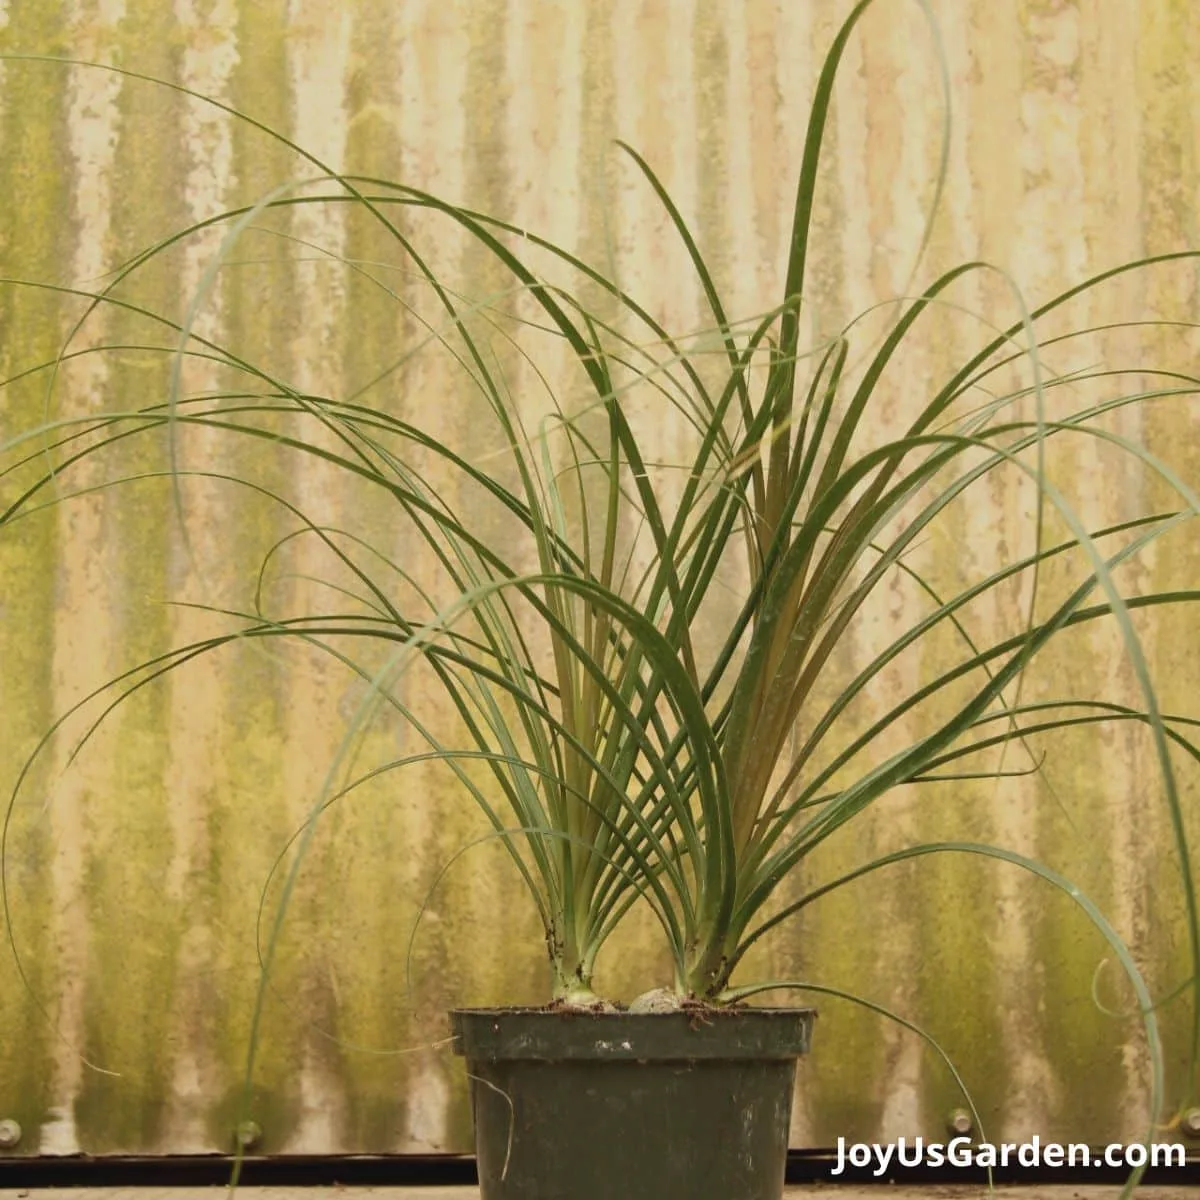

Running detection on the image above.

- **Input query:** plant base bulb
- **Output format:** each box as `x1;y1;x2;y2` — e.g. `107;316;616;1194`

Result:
628;987;686;1013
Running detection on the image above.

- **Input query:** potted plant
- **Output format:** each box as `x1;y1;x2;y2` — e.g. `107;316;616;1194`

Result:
3;0;1198;1195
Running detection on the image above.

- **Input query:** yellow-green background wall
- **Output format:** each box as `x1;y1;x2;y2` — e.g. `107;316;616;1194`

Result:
1;0;1198;1157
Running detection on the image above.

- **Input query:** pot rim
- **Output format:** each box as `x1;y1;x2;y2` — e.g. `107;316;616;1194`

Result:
449;1005;816;1062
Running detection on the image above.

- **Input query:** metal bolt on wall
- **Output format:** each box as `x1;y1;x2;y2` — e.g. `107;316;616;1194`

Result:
946;1109;973;1137
235;1119;262;1150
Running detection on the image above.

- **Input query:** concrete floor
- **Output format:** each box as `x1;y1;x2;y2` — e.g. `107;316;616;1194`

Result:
11;1188;1199;1199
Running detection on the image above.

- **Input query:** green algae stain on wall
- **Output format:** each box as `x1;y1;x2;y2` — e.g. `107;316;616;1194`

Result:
1134;0;1200;1119
0;0;74;1152
327;0;436;1150
191;0;314;1156
69;0;191;1150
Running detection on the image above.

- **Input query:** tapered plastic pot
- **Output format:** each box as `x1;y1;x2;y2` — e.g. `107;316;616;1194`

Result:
450;1005;815;1200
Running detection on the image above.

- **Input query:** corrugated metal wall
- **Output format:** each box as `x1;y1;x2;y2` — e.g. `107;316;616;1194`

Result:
1;0;1198;1157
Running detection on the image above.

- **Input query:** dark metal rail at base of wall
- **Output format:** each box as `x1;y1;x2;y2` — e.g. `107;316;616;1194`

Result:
0;1150;1196;1188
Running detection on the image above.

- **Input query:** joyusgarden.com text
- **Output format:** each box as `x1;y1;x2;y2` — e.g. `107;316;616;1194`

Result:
831;1135;1185;1176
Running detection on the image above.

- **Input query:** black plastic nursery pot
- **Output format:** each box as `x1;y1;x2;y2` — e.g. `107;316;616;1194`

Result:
450;1005;816;1200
